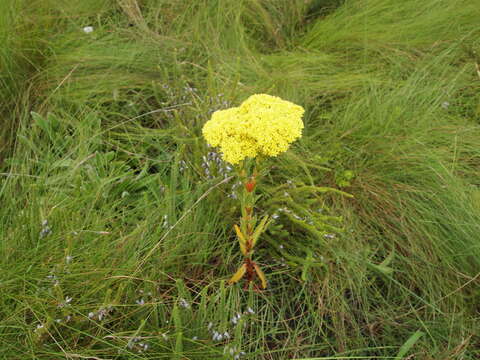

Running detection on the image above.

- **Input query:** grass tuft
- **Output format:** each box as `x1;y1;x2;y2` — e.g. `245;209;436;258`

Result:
1;0;479;358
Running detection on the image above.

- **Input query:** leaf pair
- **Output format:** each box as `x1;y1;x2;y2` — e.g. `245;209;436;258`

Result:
234;215;271;255
227;262;267;289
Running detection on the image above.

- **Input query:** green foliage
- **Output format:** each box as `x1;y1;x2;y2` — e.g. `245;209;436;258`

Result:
1;0;480;359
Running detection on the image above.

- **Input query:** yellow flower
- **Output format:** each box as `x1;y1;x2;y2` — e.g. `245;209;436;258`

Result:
202;94;304;164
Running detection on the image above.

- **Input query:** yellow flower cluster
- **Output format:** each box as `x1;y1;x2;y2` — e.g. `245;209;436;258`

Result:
202;94;304;164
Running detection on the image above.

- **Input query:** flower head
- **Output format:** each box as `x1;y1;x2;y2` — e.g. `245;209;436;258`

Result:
202;94;304;164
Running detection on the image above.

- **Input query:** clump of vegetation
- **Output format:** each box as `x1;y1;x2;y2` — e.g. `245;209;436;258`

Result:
1;0;479;359
203;94;310;289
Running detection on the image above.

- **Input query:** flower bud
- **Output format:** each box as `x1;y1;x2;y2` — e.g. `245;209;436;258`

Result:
245;179;256;192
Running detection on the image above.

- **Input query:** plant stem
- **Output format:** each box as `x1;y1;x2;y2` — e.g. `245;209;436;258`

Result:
239;163;258;286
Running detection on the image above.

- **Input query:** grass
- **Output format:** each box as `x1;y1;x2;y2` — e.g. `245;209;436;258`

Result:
1;0;479;358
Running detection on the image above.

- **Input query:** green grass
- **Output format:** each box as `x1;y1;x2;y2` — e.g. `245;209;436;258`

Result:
1;0;480;358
